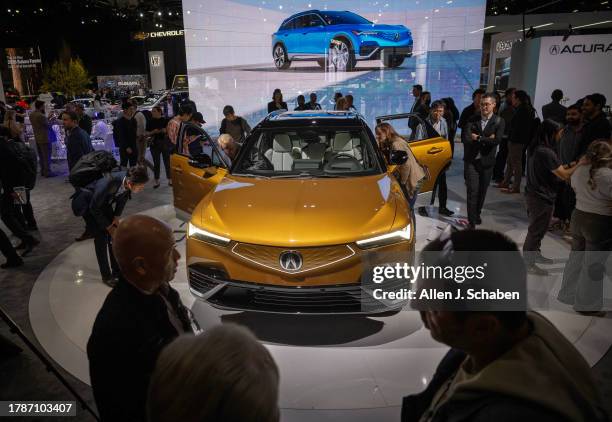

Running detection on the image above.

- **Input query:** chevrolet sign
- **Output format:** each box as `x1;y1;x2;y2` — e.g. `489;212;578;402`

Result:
132;30;185;41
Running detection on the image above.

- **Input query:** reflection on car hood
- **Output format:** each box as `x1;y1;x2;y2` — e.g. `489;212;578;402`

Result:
333;23;409;32
198;174;402;247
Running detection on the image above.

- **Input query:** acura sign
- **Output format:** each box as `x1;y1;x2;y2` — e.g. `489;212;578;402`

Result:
549;43;612;55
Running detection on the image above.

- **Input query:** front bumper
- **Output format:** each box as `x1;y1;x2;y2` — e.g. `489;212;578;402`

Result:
358;44;413;60
186;237;414;314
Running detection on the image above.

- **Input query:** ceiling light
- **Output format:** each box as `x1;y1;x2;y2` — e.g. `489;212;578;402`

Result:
470;25;495;33
446;0;453;4
573;9;579;12
139;12;143;17
572;20;612;29
157;11;162;16
187;10;191;14
516;22;554;32
168;11;172;15
601;1;609;4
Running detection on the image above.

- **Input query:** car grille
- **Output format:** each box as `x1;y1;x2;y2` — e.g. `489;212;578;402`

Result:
187;265;402;314
377;32;405;41
231;243;355;274
188;266;223;295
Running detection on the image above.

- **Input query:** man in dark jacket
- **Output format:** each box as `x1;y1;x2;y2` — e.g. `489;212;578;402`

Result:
87;214;197;422
500;90;535;193
85;166;148;286
113;102;138;168
0;133;39;256
576;93;611;159
63;111;94;170
461;93;504;229
541;89;567;124
75;102;93;135
493;87;516;183
403;229;607;422
457;88;485;132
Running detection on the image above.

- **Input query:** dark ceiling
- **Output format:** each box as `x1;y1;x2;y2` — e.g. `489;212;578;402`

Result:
487;0;611;15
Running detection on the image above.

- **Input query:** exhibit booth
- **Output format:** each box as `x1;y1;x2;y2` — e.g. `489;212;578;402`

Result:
509;34;612;112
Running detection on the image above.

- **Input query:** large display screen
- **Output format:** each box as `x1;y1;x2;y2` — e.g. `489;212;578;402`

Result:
182;0;487;135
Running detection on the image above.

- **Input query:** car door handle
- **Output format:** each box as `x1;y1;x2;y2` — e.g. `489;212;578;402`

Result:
173;166;183;173
427;147;443;154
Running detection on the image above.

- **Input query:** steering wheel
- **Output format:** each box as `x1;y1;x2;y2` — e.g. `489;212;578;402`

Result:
325;153;362;171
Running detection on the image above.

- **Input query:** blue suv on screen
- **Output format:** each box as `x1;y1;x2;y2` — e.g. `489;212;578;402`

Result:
272;10;413;71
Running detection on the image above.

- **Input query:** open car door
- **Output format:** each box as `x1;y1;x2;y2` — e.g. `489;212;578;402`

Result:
375;113;452;193
170;122;230;221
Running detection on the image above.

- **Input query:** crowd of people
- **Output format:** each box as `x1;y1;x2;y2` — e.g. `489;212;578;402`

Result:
1;82;611;421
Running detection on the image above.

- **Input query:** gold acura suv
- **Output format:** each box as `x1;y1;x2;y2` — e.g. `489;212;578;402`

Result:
171;111;451;313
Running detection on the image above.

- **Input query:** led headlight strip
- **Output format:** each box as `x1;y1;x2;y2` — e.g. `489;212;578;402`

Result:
188;223;231;246
356;225;411;249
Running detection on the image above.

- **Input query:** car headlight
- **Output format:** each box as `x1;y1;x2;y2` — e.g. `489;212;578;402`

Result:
351;30;378;36
356;225;411;249
188;223;231;246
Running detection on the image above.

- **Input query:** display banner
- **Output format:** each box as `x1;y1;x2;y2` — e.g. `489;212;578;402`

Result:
97;74;149;97
534;34;612;114
487;32;523;92
182;0;487;134
148;51;167;91
0;47;43;97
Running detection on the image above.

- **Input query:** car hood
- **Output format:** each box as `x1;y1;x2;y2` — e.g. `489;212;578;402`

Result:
335;23;409;33
197;173;402;247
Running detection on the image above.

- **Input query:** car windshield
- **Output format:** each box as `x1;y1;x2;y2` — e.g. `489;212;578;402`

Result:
141;93;164;106
320;11;372;25
233;127;382;178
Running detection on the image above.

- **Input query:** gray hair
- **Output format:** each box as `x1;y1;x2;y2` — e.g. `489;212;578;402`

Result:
147;324;280;422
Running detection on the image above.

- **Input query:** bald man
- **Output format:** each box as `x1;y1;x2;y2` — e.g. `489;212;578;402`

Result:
87;215;197;422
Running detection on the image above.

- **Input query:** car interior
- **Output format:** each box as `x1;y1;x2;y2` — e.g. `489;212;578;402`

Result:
244;128;375;174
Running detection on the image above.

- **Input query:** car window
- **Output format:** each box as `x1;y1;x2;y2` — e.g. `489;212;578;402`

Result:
233;126;382;177
379;115;438;142
293;15;309;29
320;11;372;25
304;14;324;27
280;18;295;31
178;123;228;168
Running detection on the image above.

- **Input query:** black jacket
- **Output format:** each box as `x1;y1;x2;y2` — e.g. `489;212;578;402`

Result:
458;104;478;132
268;101;288;113
541;101;566;124
576;112;611;159
401;349;566;422
65;126;93;170
78;113;93;135
112;116;137;151
509;104;536;145
87;278;195;422
88;172;130;230
461;114;504;167
0;137;26;193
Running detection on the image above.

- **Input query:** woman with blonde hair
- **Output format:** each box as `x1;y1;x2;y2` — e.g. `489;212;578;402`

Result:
375;122;426;211
3;109;23;140
217;133;239;165
558;139;612;316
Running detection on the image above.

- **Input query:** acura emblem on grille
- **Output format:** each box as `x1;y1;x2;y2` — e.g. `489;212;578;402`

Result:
279;251;303;271
394;33;399;41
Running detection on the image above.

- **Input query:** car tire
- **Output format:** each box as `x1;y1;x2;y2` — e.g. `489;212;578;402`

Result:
328;38;356;71
382;54;405;68
273;44;291;70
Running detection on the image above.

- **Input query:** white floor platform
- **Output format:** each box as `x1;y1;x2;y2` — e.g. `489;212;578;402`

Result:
29;201;612;421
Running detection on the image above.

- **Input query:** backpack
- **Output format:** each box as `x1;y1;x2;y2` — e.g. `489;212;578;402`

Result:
69;150;118;188
7;141;37;190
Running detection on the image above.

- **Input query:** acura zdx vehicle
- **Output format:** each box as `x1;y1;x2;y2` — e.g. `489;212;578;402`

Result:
272;10;413;71
171;111;451;314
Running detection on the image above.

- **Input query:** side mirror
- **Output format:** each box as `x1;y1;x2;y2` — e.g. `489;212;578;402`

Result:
389;150;408;165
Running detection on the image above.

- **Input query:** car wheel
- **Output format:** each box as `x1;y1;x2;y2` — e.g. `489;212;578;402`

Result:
273;44;291;70
328;39;356;71
382;54;405;68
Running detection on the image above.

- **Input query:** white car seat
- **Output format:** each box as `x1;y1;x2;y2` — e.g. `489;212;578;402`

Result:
326;132;362;161
265;134;294;171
